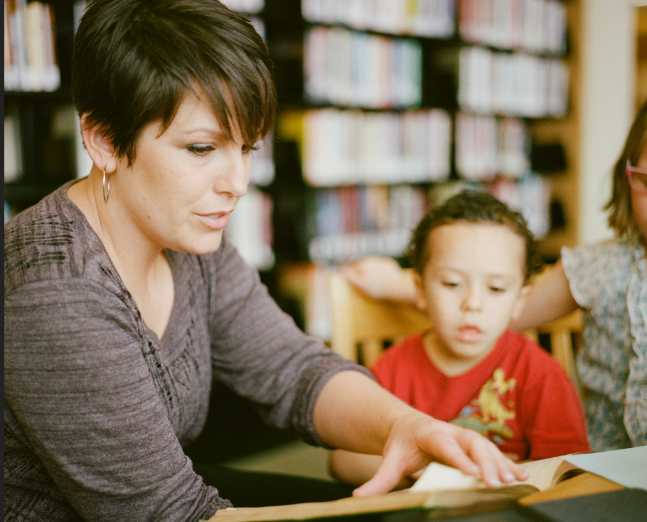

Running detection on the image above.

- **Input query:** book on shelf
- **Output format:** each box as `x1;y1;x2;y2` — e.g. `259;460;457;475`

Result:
207;456;587;522
4;0;60;92
4;114;22;183
301;0;455;38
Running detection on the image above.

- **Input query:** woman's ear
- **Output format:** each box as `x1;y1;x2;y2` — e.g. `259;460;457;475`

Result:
80;114;117;173
413;272;428;312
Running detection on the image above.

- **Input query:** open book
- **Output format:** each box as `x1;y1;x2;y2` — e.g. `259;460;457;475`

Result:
209;456;584;522
412;457;583;493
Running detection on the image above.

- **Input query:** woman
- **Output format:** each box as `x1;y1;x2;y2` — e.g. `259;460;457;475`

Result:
4;1;525;520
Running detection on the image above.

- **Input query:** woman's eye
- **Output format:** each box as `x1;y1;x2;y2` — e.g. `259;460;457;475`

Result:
489;286;506;293
242;143;260;154
442;281;459;288
187;144;214;155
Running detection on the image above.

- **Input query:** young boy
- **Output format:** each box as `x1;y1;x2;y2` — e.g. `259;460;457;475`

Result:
330;190;589;489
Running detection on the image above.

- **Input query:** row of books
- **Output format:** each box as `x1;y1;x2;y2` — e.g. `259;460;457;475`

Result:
250;136;275;186
308;184;430;263
306;174;550;266
221;0;263;14
302;0;455;38
304;26;423;109
226;188;274;270
486;173;551;238
309;184;430;239
457;45;569;117
4;115;22;183
4;0;60;92
458;0;567;55
455;113;530;180
279;108;451;186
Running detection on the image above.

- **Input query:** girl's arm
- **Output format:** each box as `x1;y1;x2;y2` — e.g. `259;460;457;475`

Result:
340;256;417;303
510;260;579;331
313;370;527;497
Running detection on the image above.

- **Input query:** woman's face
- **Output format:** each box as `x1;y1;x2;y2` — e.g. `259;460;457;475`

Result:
111;89;253;255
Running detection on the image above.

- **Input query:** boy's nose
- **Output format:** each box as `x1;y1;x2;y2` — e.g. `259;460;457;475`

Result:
463;286;483;312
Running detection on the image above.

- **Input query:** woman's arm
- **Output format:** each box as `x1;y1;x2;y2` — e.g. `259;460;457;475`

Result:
313;371;528;496
4;279;227;521
510;260;579;331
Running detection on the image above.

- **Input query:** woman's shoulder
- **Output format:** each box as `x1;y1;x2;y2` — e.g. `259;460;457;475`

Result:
4;183;119;297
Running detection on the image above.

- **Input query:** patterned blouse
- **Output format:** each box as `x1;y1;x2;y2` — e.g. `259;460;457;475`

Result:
562;240;647;450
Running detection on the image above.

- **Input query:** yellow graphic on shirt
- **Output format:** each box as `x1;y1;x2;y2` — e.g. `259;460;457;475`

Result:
450;368;516;444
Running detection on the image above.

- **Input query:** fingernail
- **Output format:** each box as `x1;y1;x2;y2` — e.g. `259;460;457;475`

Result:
489;478;501;488
504;472;514;482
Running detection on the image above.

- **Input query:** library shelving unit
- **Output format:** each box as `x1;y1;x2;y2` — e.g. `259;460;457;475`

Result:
4;0;80;219
264;0;575;340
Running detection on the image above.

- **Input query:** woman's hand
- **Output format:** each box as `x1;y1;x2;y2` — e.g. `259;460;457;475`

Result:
340;256;417;303
352;411;528;497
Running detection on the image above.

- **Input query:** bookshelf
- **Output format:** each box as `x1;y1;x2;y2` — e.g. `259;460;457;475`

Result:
4;0;78;217
264;0;575;339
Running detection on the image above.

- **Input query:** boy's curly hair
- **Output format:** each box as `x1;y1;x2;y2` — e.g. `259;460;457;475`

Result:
405;190;543;284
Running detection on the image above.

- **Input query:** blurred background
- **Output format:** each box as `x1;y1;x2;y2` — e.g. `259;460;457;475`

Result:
4;0;647;481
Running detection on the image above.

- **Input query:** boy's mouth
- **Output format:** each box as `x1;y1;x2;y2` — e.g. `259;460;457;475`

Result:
456;325;482;342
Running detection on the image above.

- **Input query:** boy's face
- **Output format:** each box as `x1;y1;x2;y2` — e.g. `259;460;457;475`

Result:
414;222;527;374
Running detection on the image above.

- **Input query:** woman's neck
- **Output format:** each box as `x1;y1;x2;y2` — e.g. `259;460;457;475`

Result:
67;173;175;339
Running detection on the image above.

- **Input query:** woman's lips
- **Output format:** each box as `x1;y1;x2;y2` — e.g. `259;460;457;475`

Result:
197;211;231;230
456;325;483;342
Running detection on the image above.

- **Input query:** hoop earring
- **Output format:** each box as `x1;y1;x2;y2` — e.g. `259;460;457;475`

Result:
102;167;111;203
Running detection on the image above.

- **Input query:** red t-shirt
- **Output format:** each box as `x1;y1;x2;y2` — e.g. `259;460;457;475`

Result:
371;331;589;460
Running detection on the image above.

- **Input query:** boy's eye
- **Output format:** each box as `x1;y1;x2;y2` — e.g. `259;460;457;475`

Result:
442;281;459;288
187;144;214;155
489;286;506;293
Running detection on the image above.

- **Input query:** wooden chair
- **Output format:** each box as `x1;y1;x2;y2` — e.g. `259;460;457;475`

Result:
327;271;584;397
525;309;584;399
327;271;430;368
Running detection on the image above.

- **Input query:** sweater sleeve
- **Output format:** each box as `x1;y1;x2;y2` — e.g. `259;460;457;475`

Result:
206;236;372;446
4;278;230;522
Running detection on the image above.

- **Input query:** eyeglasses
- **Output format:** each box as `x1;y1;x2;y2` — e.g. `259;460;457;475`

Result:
626;162;647;194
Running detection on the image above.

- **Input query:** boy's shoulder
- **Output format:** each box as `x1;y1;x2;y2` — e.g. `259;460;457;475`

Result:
496;330;564;376
371;332;426;370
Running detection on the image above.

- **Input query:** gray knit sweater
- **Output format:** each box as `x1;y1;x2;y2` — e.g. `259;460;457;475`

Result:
4;182;367;522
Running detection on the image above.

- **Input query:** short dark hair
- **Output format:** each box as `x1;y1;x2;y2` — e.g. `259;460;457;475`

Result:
405;190;543;283
72;0;276;165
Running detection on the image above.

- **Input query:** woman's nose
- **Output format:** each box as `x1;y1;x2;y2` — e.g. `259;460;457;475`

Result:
214;146;250;198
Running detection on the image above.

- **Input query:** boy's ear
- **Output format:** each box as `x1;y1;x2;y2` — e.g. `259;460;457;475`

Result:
80;114;118;174
510;285;530;321
413;272;428;312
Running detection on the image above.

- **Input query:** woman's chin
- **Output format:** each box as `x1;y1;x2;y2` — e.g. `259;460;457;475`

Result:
173;232;224;256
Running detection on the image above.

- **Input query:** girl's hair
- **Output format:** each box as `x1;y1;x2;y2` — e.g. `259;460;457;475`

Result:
72;0;276;165
606;99;647;241
405;190;543;284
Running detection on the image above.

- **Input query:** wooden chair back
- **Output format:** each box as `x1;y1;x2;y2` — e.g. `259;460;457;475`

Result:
524;309;584;399
327;271;584;398
327;271;430;367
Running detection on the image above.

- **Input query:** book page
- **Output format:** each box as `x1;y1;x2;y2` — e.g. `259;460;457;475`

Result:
411;462;485;491
565;446;647;490
513;457;580;491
